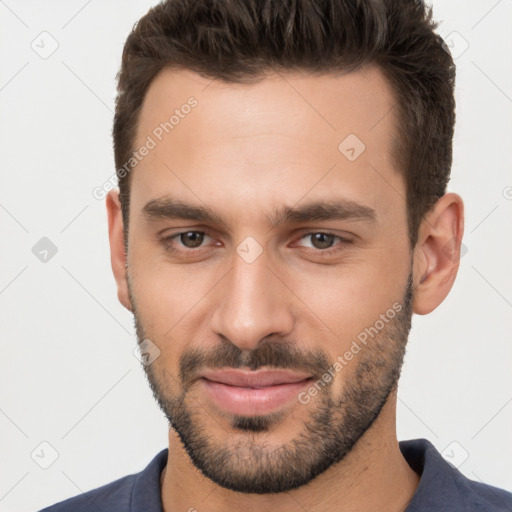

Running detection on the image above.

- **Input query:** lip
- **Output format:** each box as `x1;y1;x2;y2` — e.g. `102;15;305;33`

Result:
200;368;312;387
198;368;313;416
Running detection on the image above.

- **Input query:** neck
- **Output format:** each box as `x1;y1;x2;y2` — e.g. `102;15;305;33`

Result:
160;392;419;512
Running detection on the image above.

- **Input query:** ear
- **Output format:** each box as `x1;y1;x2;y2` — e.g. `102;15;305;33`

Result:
106;189;133;312
412;193;465;315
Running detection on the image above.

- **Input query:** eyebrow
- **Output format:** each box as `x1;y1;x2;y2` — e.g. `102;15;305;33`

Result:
267;200;376;226
142;196;377;228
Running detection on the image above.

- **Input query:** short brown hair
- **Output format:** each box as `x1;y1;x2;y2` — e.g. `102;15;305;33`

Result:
113;0;455;248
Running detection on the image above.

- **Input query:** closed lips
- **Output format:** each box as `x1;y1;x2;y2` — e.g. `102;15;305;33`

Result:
199;369;313;387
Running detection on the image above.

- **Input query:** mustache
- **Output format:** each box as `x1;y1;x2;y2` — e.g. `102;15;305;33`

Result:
179;337;330;389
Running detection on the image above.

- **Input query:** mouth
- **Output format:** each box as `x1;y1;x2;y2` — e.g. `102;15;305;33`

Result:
198;368;313;416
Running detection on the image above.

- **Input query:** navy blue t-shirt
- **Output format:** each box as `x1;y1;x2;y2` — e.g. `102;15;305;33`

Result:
38;439;512;511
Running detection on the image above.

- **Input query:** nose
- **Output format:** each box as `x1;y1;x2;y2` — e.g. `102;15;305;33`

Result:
210;250;295;351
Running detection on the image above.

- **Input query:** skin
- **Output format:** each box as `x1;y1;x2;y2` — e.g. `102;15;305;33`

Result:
107;66;464;511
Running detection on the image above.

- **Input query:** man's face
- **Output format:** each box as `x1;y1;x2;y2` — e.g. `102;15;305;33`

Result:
125;67;413;493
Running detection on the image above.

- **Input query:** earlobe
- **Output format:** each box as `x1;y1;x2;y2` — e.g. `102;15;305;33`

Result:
412;193;464;315
106;189;133;312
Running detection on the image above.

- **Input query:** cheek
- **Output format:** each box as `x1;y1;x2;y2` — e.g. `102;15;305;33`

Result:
281;249;409;373
130;234;203;316
129;257;222;354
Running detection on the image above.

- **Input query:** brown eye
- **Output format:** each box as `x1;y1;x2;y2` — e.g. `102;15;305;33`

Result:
293;232;353;256
310;233;336;249
179;231;205;248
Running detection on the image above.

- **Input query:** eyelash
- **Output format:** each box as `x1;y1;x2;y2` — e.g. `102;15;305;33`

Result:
158;230;352;257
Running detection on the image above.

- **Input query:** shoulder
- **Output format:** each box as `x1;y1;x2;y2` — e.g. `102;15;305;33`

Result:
446;459;512;512
458;479;512;511
38;473;137;512
400;439;512;512
37;448;168;512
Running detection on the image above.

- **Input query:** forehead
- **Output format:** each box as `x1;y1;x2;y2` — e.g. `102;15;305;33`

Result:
130;66;403;224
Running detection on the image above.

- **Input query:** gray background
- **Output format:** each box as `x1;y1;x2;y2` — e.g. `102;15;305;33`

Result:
1;1;511;510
